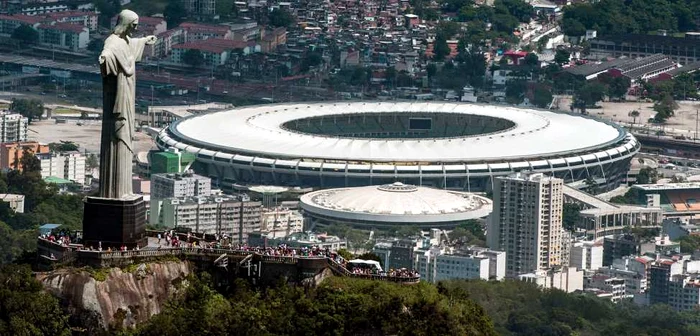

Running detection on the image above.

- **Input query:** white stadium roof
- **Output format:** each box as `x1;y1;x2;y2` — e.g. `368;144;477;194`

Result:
299;182;493;223
170;102;624;163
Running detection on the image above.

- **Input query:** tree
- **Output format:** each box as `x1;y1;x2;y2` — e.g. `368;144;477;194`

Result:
679;235;700;253
86;153;99;171
10;98;43;123
562;18;586;37
163;1;186;27
11;25;38;44
48;141;79;152
183;49;204;68
607;76;631;100
584;175;599;194
357;252;383;263
562;203;582;231
653;93;677;123
268;8;295;27
87;39;104;53
523;53;539;67
427;63;438;79
216;0;238;18
19;149;41;174
505;80;527;105
532;85;553;108
433;36;450;61
337;248;353;260
575;82;606;107
0;264;71;335
629;110;640;125
554;49;571;66
636;167;659;184
300;52;323;72
385;66;397;87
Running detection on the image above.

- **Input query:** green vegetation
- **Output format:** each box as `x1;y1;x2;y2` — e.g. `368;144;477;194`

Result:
562;203;583;231
562;0;700;36
10;98;43;123
636;167;660;184
0;264;71;336
127;274;498;336
11;25;38;44
183;49;204;68
0;151;85;264
49;141;79;152
610;188;643;205
451;219;487;246
440;279;700;336
679;235;700;253
268;8;295;28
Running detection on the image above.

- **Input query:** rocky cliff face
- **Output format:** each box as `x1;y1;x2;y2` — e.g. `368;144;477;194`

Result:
39;261;192;331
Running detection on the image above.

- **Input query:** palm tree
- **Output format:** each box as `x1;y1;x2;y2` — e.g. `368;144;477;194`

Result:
629;110;640;127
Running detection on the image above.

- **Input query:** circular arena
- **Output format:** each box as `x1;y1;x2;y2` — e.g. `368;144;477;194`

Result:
299;182;493;230
155;101;640;192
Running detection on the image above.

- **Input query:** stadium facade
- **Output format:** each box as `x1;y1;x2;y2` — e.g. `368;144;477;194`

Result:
155;102;640;192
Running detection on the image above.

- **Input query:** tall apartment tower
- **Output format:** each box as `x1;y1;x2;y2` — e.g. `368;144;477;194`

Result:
150;172;212;199
0;112;28;143
488;172;564;277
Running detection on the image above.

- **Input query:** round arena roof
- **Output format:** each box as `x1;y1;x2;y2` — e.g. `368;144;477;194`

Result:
168;101;625;163
299;182;493;224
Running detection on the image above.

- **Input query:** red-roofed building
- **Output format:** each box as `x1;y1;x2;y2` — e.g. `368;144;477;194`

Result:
171;39;260;66
260;27;287;53
179;22;231;41
45;11;98;30
0;14;43;35
37;22;89;51
155;28;188;58
111;15;166;36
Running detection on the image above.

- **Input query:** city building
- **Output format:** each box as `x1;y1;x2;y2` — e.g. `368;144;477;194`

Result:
488;172;564;277
260;207;304;237
158;195;262;242
171;39;259;66
149;149;196;175
36;22;89;51
0;112;29;143
596;266;648;296
36;152;86;184
584;274;631;303
299;182;492;230
0;14;43;35
0;141;49;170
45;10;98;30
248;231;348;250
562;185;662;239
518;267;584;293
415;246;506;283
183;0;216;16
589;34;700;65
155;102;639;192
603;234;655;266
150;172;211;199
649;259;684;305
668;274;700;311
0;194;24;213
570;240;604;271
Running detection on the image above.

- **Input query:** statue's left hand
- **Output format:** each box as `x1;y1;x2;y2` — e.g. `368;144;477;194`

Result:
145;35;157;45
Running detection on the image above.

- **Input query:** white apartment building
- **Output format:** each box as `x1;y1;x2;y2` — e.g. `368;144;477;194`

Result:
158;195;262;243
415;246;506;283
0;194;24;213
151;172;211;199
596;267;648;296
668;274;700;311
0;112;28;143
37;152;85;184
585;274;632;303
260;208;304;237
518;267;584;293
488;172;564;277
570;241;603;271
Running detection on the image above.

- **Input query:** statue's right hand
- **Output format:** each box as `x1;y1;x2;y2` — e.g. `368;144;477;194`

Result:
99;55;106;64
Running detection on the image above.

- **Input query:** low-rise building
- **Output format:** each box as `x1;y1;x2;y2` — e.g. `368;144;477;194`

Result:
37;152;85;184
668;274;700;311
0;194;24;213
570;240;603;271
247;231;348;250
150;172;211;199
585;274;632;303
159;195;262;243
37;22;89;51
415;245;506;283
518;267;584;293
0;141;49;170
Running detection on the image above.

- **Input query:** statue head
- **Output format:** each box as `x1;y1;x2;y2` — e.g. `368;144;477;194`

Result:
113;9;139;36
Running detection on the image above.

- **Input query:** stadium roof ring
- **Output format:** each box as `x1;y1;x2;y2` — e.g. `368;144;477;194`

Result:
156;101;640;191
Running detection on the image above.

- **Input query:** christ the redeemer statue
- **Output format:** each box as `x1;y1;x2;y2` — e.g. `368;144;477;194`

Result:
98;9;156;199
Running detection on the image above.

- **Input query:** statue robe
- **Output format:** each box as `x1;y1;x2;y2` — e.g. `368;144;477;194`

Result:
98;34;148;199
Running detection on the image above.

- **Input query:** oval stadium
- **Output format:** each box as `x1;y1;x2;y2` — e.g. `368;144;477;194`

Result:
299;182;493;230
155;101;640;192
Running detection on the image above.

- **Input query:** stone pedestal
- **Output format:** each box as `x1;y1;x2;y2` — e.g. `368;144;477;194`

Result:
82;195;147;249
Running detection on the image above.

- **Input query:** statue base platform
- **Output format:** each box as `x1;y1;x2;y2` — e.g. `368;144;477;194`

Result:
82;195;147;249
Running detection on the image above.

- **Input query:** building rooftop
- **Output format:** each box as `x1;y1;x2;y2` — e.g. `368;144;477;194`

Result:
299;182;492;223
38;22;87;33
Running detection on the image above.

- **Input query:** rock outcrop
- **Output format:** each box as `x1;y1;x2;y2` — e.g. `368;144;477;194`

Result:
38;261;192;331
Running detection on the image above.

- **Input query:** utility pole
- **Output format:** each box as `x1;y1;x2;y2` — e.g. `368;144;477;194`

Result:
695;109;698;142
